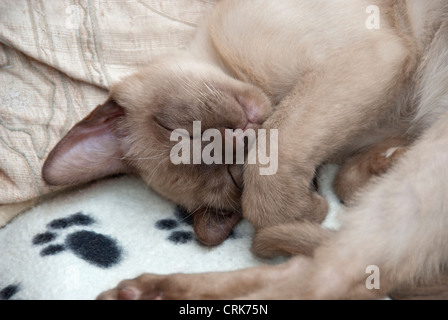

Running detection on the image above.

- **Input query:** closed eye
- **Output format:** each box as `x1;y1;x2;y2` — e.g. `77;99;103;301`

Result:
152;116;175;133
153;115;197;141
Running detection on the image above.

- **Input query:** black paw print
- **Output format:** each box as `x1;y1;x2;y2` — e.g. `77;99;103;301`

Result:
0;284;20;300
32;212;122;269
155;206;195;244
155;206;238;245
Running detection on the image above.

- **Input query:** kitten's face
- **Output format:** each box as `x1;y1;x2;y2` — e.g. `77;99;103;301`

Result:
113;59;272;215
114;60;273;243
43;58;273;245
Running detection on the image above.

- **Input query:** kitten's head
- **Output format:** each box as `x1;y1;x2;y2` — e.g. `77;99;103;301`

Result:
42;57;273;246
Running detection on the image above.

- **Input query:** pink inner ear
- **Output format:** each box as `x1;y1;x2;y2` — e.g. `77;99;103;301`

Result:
42;100;128;186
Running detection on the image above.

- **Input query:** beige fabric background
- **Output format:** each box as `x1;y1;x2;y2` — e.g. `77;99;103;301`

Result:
0;0;216;225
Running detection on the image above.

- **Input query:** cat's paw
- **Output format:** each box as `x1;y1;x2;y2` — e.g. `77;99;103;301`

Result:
97;274;194;300
97;278;148;300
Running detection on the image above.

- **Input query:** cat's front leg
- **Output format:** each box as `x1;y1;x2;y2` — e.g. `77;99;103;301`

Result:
242;140;328;230
242;34;415;232
97;263;291;300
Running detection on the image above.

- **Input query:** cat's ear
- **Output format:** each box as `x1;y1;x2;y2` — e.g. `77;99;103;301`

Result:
193;207;242;246
42;99;130;186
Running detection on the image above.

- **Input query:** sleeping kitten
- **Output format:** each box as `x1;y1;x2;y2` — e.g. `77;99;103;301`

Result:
44;0;448;299
42;0;414;247
42;56;274;245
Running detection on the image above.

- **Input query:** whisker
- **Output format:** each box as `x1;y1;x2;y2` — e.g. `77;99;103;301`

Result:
180;209;196;226
224;189;238;212
176;77;212;113
203;80;220;100
119;154;166;161
145;159;165;186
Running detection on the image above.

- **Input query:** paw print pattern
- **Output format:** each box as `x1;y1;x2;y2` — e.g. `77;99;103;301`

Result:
32;212;122;269
155;206;238;245
155;206;195;244
0;284;20;300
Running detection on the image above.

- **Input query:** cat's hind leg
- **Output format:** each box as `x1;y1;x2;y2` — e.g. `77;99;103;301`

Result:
333;136;410;205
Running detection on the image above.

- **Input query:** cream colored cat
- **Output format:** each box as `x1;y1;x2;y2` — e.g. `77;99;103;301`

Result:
43;0;448;299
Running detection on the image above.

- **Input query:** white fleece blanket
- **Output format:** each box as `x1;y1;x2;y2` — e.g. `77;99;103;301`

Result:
0;165;342;300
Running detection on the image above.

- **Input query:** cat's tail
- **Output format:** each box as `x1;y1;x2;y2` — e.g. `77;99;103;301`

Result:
251;221;333;258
